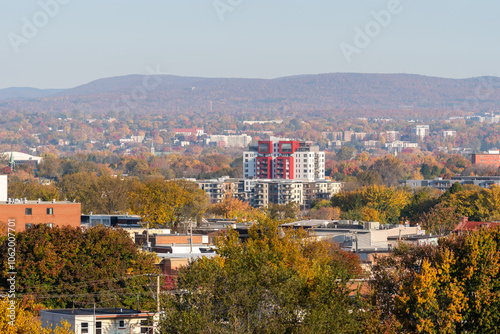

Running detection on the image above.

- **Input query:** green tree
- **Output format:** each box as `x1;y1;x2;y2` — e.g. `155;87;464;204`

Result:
368;156;408;187
400;188;441;223
37;155;61;179
336;146;356;161
419;202;460;236
58;172;134;214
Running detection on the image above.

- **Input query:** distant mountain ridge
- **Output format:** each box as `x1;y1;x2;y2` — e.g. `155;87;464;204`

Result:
0;87;63;100
1;73;499;118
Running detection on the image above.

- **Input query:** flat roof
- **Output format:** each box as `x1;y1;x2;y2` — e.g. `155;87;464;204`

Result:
42;308;151;317
81;214;141;218
157;253;217;259
0;200;78;205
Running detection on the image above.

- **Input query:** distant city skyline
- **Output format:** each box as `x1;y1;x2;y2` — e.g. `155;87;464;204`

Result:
1;0;499;89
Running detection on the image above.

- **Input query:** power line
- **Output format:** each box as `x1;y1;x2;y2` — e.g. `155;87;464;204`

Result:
0;273;157;294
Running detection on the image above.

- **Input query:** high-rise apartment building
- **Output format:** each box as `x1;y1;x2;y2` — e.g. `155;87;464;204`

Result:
243;139;325;181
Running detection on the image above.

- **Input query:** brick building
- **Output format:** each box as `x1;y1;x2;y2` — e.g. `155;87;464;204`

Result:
471;150;500;168
0;199;81;232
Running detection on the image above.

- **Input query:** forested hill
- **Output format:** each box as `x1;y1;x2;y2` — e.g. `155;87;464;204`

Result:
1;73;499;119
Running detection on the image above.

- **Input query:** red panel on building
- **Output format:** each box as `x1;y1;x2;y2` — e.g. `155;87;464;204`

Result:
276;157;294;179
279;141;300;154
258;141;273;154
256;157;273;179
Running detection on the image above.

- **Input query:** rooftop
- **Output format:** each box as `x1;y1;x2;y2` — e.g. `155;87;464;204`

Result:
1;199;77;205
42;308;151;317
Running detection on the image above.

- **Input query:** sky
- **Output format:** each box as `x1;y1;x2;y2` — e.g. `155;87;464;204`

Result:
0;0;499;89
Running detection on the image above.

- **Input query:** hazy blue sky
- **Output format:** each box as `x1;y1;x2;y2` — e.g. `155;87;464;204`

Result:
1;0;498;89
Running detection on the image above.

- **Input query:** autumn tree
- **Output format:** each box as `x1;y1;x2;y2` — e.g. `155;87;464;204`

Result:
400;188;441;223
0;225;159;310
161;218;371;333
58;172;135;214
373;228;500;333
332;185;411;224
440;185;500;221
208;197;250;219
7;177;60;201
367;156;409;187
0;297;74;333
130;179;209;228
336;146;356;161
419;202;460;236
266;202;301;221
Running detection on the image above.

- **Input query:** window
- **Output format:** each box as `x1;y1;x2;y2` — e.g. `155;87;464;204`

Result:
25;208;32;215
141;320;149;333
46;223;53;228
25;223;32;230
81;323;89;334
47;208;53;215
119;320;125;328
96;321;102;334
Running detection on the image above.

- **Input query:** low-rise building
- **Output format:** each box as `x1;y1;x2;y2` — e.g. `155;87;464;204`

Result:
207;134;252;147
80;214;141;228
440;130;457;138
0;175;6;202
41;308;155;334
471;150;500;168
385;141;418;154
0;199;81;232
454;216;500;234
401;176;500;190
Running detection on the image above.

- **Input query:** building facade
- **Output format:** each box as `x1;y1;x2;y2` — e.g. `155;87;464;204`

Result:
415;125;430;139
472;151;500;168
207;134;252;147
196;177;342;209
0;175;6;202
41;308;155;334
0;199;81;232
243;139;325;181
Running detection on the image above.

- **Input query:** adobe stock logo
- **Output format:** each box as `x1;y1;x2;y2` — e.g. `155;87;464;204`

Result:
213;0;243;21
7;0;71;54
340;0;403;64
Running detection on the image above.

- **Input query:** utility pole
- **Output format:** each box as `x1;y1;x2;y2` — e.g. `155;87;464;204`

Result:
146;221;150;251
157;275;161;315
189;221;193;253
93;303;96;334
354;231;358;253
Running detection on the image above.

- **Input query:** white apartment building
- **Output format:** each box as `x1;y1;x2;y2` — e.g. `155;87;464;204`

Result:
208;134;252;147
415;125;430;139
440;130;457;138
243;139;325;181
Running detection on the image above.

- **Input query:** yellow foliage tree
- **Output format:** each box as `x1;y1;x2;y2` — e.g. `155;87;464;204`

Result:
0;297;74;333
396;251;467;333
208;197;251;219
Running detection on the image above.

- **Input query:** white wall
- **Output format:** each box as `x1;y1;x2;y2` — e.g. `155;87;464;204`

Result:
0;175;7;202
